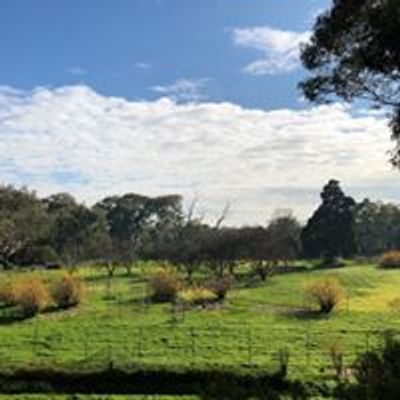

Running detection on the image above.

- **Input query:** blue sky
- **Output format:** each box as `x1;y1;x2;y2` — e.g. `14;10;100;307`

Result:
0;1;398;225
1;0;328;109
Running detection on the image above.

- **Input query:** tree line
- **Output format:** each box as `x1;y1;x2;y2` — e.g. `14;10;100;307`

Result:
0;180;399;271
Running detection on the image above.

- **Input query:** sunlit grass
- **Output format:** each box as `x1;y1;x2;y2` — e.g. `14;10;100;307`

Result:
0;261;399;381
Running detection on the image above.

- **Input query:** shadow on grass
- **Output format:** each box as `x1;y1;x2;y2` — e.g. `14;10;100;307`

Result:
0;306;29;325
283;308;331;321
0;304;69;325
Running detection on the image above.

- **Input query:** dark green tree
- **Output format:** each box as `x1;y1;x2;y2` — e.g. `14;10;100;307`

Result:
354;199;400;256
301;180;356;263
0;185;50;268
95;193;183;275
43;193;104;266
266;211;302;267
300;0;400;165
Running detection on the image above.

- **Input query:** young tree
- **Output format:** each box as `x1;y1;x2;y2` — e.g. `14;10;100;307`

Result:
300;0;400;166
301;180;356;263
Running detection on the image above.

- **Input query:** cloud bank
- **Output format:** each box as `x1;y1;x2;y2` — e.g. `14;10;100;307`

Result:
0;84;397;225
232;26;310;75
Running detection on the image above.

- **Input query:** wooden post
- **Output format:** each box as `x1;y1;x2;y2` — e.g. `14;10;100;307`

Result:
137;327;143;359
247;328;252;367
190;327;195;365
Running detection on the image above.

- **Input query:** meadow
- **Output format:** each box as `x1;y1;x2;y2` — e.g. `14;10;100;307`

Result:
1;260;399;386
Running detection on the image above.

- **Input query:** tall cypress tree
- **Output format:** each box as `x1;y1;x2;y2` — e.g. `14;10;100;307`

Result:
301;180;356;263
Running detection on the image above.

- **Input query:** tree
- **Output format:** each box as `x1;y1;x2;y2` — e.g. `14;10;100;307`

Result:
43;193;103;266
95;193;183;275
0;185;50;268
300;0;400;165
266;211;302;267
240;226;274;281
354;199;400;256
301;179;356;263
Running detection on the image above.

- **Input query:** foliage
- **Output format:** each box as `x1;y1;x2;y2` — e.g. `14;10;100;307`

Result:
206;276;232;300
95;193;183;271
266;211;302;265
177;287;217;306
0;278;19;306
300;0;400;166
13;277;49;316
149;268;182;302
51;273;85;309
354;199;400;256
379;251;400;269
305;277;345;314
0;185;50;268
301;180;356;262
336;333;400;399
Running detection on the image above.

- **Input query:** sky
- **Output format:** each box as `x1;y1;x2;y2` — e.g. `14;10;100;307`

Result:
0;0;398;225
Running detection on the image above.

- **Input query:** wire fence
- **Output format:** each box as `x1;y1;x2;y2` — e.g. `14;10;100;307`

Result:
0;318;394;378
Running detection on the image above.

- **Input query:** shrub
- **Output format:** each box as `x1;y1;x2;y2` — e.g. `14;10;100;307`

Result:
206;276;232;300
0;279;19;306
305;277;345;314
178;287;217;306
149;268;181;302
14;277;49;317
379;250;400;268
335;333;400;399
51;274;84;309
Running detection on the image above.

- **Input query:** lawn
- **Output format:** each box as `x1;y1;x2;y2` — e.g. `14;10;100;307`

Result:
0;261;399;382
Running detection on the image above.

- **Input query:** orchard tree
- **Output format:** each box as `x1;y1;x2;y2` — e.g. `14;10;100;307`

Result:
300;0;400;165
301;180;356;263
266;211;302;267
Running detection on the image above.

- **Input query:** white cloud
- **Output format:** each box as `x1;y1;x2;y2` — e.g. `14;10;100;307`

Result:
151;78;209;102
134;61;151;70
0;84;397;225
232;26;310;75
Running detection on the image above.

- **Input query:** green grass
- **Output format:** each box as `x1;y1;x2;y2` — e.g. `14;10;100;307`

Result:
1;261;400;382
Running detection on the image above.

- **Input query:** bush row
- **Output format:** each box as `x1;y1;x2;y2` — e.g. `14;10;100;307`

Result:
0;273;84;317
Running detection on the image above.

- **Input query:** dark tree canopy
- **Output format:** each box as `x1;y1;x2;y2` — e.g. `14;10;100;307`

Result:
300;0;400;165
301;179;356;261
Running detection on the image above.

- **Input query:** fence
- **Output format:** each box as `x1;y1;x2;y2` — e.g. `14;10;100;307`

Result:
0;317;393;379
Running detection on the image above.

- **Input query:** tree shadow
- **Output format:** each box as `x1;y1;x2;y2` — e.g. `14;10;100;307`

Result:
0;307;30;325
283;307;330;321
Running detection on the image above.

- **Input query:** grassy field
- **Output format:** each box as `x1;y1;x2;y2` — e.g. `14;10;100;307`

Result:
1;261;400;384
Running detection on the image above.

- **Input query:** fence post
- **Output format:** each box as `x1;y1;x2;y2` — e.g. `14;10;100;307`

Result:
83;330;89;362
190;327;196;366
247;328;252;367
305;327;311;369
137;327;143;360
32;319;39;362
